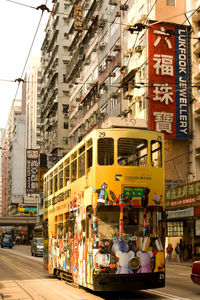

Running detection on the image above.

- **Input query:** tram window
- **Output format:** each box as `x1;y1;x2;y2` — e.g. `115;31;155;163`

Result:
118;138;147;166
97;206;119;238
72;159;77;182
49;178;53;195
78;152;85;178
151;141;162;167
87;147;93;169
65;165;70;186
123;208;140;236
98;138;114;165
54;174;58;192
59;170;63;189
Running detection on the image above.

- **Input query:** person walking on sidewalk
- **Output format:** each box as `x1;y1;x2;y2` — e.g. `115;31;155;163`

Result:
175;243;181;262
166;243;173;261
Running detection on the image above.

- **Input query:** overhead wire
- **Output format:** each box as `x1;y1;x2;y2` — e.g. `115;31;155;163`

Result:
2;0;49;140
3;1;198;119
5;0;200;31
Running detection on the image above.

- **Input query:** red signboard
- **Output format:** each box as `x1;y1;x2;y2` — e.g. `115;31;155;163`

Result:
148;22;190;139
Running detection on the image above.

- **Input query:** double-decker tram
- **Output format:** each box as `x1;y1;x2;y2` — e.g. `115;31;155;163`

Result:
43;126;165;291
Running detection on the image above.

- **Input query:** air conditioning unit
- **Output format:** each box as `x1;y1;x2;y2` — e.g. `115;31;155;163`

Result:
109;0;118;6
99;65;104;73
115;11;121;17
99;42;106;50
64;113;68;118
120;4;128;11
124;91;133;100
99;16;107;28
111;92;118;98
137;14;148;22
135;45;144;53
85;59;91;65
109;72;116;77
135;96;141;102
106;55;113;62
113;44;120;52
126;48;132;56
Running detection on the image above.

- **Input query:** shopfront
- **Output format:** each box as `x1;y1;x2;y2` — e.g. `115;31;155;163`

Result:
166;180;200;260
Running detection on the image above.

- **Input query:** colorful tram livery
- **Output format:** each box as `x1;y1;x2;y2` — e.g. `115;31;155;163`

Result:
43;128;165;291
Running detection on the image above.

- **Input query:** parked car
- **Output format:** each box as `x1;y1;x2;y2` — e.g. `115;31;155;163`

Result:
31;237;43;257
191;261;200;285
0;233;14;248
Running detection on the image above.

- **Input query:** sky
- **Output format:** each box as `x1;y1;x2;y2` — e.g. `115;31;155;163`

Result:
0;0;52;129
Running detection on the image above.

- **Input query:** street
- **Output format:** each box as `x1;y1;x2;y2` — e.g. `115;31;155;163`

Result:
0;246;200;300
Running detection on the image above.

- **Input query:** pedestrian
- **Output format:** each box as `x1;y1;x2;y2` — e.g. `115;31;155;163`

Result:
175;243;180;262
180;240;185;261
166;243;173;261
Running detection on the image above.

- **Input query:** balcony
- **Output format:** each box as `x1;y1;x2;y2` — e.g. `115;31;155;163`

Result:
193;40;200;55
192;7;200;23
194;64;200;80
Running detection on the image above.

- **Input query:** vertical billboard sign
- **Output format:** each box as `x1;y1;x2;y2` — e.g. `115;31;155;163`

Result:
148;22;190;139
74;5;83;31
26;150;39;194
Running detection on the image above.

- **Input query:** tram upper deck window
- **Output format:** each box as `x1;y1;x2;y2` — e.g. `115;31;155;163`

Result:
151;141;162;167
118;138;147;166
98;138;114;165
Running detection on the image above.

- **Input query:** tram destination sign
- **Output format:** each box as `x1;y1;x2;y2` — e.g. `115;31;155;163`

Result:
123;187;144;197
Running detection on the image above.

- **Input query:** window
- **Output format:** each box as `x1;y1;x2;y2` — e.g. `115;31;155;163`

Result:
98;138;114;165
64;122;69;129
151;141;162;167
78;152;85;178
59;170;63;189
97;206;120;239
48;177;53;195
64;164;70;186
87;147;93;170
167;221;183;237
111;17;120;37
71;159;77;182
54;174;58;192
118;138;147;166
166;0;175;6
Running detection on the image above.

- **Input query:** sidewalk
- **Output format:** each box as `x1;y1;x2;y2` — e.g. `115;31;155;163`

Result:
166;259;193;267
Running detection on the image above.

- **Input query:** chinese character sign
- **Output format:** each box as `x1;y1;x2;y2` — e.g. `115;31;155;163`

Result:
26;150;39;194
148;22;190;139
74;5;83;31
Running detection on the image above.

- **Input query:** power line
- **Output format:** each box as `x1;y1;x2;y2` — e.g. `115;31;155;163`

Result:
5;0;199;31
2;0;48;140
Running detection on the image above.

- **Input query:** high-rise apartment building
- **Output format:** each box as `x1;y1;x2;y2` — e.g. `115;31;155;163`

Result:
6;100;26;214
25;57;41;150
188;0;200;180
40;0;70;158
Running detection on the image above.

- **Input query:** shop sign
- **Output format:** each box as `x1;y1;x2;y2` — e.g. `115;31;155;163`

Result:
166;180;200;208
26;150;39;194
195;205;200;217
38;169;48;192
167;207;194;219
148;22;190;139
196;219;200;236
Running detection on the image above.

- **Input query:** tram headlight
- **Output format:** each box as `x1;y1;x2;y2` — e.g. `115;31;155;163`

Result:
159;273;165;280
